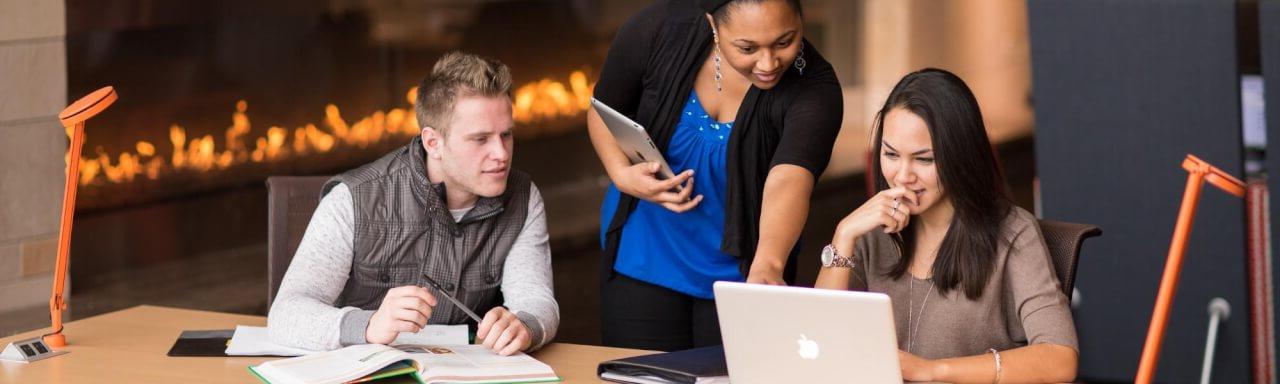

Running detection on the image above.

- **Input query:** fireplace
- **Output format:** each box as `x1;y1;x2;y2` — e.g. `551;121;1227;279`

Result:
67;0;606;212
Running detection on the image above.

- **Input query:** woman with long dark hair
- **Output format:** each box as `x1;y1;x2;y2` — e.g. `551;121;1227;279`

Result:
816;68;1077;382
588;0;842;351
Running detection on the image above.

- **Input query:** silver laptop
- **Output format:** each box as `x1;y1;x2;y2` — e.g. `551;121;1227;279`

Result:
714;281;903;383
590;98;677;180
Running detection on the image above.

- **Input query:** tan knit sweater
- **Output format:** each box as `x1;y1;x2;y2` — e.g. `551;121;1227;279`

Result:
847;206;1078;359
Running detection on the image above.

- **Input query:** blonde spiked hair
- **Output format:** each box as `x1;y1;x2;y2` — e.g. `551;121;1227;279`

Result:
415;51;512;136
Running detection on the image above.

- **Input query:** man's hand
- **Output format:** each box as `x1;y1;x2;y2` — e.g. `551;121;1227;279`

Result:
365;286;437;344
476;307;532;355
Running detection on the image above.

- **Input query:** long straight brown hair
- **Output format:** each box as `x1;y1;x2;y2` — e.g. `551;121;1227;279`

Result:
869;68;1011;300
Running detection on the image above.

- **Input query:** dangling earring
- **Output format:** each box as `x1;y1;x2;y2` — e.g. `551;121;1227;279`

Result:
794;41;807;76
713;31;723;92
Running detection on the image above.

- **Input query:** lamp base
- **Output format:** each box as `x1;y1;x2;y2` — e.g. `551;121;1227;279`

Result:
42;333;65;348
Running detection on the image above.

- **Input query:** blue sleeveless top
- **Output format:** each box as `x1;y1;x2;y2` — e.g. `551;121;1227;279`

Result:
600;91;744;299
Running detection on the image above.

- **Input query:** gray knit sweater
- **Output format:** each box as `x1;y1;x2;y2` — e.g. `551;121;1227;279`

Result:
267;182;559;351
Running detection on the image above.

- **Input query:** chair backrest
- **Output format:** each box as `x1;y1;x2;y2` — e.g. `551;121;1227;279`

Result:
1038;219;1101;300
266;176;331;308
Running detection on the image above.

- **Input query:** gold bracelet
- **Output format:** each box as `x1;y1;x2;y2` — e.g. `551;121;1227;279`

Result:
987;348;1003;384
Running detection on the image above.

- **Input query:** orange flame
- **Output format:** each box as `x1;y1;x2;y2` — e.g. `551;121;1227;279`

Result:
73;70;593;186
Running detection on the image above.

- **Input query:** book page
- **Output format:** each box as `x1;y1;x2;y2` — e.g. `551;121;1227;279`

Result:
229;324;467;357
253;344;420;384
391;324;469;346
392;344;557;384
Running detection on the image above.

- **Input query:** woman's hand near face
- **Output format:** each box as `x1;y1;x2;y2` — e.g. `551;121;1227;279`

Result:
816;187;918;290
614;162;704;213
836;186;918;240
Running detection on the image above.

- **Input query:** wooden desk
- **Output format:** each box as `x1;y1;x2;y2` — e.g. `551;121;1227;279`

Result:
0;305;652;383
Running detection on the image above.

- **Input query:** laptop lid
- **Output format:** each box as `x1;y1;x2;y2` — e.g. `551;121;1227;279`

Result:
713;281;902;383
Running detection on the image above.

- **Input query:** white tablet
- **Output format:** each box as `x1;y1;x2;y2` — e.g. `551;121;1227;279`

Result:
591;98;677;180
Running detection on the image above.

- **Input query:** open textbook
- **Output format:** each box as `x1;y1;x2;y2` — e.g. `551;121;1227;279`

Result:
248;343;560;384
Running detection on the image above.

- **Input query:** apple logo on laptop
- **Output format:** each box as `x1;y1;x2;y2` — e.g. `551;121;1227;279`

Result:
796;334;819;360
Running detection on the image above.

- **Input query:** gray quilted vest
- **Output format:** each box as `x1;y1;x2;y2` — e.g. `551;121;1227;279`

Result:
322;136;530;324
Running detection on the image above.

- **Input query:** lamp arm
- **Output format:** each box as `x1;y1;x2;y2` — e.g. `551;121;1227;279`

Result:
1136;154;1244;383
43;86;117;348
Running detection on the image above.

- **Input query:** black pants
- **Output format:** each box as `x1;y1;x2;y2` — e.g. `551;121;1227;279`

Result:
601;273;723;352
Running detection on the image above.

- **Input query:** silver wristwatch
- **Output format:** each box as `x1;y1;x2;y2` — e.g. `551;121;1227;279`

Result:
820;244;855;268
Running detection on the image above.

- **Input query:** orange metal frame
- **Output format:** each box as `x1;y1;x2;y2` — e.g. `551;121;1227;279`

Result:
1135;154;1245;383
44;86;116;347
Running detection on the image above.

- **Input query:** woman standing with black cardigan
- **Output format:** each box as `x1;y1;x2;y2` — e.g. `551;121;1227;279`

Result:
588;0;842;351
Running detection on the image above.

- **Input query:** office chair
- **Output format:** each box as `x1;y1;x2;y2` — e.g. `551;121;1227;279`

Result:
265;176;331;308
1039;219;1101;300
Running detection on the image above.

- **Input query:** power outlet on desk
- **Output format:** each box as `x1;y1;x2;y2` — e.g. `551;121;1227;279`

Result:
0;337;68;363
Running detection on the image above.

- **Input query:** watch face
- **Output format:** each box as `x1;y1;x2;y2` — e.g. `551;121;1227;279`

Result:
821;245;834;266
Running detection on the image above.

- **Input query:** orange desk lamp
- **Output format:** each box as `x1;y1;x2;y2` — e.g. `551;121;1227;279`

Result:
1135;154;1245;383
43;86;117;347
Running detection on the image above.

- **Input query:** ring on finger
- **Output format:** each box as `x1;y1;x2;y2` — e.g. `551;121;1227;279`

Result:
892;199;901;211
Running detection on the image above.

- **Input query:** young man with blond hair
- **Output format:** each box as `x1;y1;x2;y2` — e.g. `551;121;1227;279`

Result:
268;52;558;355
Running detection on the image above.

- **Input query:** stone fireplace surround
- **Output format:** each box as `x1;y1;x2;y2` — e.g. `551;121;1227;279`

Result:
0;0;68;323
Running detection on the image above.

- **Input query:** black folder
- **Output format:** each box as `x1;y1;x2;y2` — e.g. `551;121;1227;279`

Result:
166;329;235;357
597;345;728;384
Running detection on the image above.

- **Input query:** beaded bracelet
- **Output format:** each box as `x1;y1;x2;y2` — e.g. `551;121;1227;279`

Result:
987;348;1003;384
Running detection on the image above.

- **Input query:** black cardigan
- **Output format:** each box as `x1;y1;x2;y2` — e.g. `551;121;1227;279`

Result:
594;0;844;282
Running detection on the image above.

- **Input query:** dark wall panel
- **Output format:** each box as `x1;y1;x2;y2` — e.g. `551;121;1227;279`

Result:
1029;0;1248;382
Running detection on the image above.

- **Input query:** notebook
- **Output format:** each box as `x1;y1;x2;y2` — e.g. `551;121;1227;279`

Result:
597;345;729;384
226;326;319;356
249;343;560;384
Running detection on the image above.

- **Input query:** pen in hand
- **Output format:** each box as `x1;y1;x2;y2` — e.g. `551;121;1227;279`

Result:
421;274;484;323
